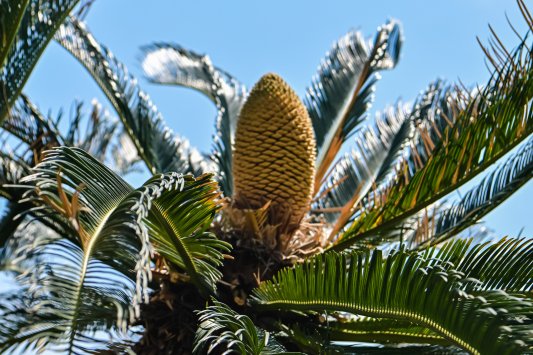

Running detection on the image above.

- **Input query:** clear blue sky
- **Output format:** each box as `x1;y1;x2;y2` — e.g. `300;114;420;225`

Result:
23;0;531;237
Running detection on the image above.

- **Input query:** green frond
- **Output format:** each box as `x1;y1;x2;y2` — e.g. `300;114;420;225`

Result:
0;0;80;123
336;344;466;354
0;97;141;247
334;22;533;250
422;237;533;293
0;146;230;352
194;301;290;355
420;139;533;247
395;81;462;183
21;146;150;298
0;170;145;353
141;43;247;196
55;18;208;176
145;173;231;294
252;244;533;354
365;138;532;248
308;20;402;188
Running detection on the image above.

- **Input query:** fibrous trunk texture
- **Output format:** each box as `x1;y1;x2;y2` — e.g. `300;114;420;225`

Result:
232;73;316;231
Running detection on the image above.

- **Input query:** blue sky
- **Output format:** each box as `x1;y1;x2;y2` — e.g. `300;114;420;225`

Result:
23;0;532;237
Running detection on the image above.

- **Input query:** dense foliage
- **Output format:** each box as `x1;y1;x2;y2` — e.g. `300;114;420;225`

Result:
0;1;531;354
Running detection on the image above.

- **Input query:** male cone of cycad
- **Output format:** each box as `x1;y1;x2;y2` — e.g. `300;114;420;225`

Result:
232;73;316;230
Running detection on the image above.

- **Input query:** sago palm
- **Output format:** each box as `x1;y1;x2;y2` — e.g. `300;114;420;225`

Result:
0;1;532;354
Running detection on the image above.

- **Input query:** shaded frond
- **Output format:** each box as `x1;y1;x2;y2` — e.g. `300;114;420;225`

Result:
0;147;150;352
142;43;247;196
0;152;31;245
252;245;533;354
0;0;29;66
308;20;402;188
1;146;230;352
0;0;80;123
0;151;29;199
55;18;207;175
3;95;140;174
194;301;288;355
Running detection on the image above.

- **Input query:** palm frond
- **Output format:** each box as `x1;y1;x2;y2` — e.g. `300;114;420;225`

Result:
252;243;533;354
0;152;31;245
55;18;207;175
0;0;30;66
0;151;29;199
313;104;411;237
3;95;140;175
308;20;402;188
0;0;80;123
0;148;145;353
0;237;136;354
422;237;533;293
0;96;139;246
334;22;533;250
142;43;247;196
20;146;151;298
416;139;533;247
194;300;289;355
2;94;61;151
145;173;231;294
1;146;230;352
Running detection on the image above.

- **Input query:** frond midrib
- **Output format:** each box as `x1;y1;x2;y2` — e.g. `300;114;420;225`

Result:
326;327;451;346
255;300;479;354
150;201;205;294
66;209;114;354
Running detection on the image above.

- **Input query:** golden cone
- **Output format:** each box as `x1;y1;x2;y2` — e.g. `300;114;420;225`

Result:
232;73;316;231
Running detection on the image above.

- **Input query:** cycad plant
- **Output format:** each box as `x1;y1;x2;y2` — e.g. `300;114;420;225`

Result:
0;1;532;354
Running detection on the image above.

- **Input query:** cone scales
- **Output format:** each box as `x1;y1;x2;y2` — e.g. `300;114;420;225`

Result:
233;73;316;231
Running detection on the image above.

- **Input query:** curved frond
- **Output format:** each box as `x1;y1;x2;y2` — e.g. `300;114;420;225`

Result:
252;244;533;355
0;0;80;123
322;317;449;346
142;43;247;196
146;173;231;294
1;146;230;352
334;21;533;250
423;237;533;293
194;301;289;355
308;20;402;188
1;147;151;353
55;18;207;175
